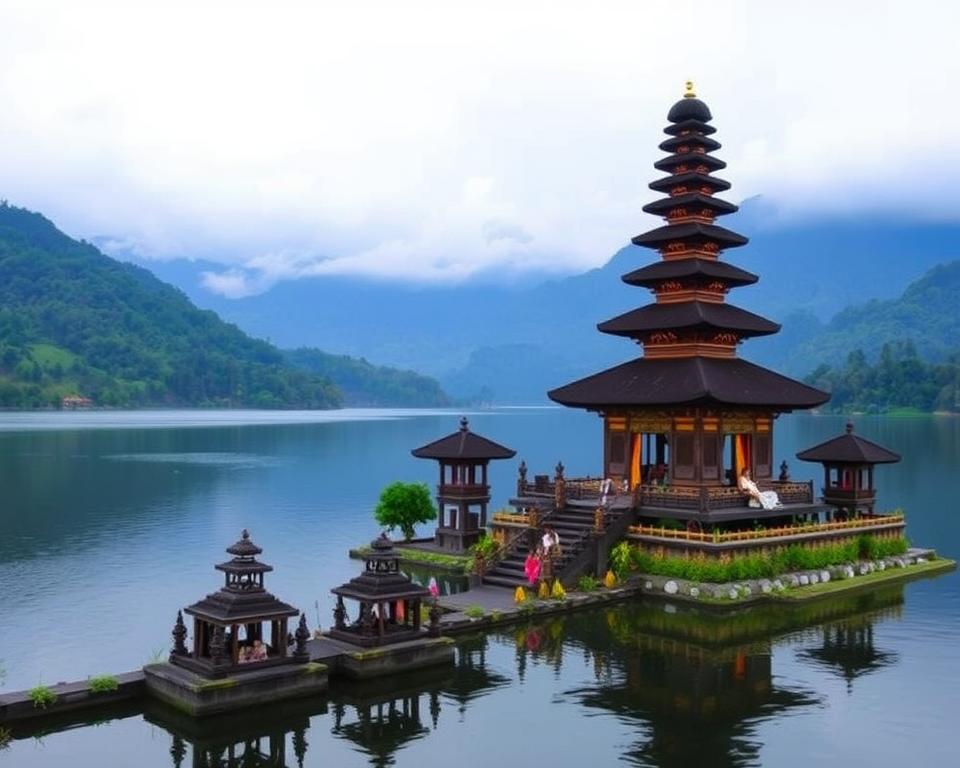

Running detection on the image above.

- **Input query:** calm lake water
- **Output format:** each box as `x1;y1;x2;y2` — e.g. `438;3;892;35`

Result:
1;408;958;767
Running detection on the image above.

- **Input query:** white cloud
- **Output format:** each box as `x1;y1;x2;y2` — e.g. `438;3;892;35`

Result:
2;0;960;292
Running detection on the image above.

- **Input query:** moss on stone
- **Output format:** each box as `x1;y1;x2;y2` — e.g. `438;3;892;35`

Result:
197;677;238;691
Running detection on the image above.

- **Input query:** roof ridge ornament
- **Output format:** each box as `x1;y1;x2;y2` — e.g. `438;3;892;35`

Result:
459;416;469;431
684;80;696;98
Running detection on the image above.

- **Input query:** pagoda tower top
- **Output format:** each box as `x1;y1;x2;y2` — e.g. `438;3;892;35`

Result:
549;90;828;412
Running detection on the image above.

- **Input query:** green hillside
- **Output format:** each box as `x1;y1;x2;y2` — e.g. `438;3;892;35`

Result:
284;348;451;407
0;202;342;409
794;262;960;413
786;261;960;374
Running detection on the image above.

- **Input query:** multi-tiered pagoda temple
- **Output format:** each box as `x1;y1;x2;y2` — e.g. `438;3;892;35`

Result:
548;83;830;527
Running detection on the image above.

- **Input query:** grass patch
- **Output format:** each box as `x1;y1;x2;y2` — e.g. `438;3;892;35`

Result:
464;605;486;619
28;684;58;709
197;677;238;691
352;545;473;573
88;674;119;693
576;574;601;592
28;343;78;368
0;725;11;750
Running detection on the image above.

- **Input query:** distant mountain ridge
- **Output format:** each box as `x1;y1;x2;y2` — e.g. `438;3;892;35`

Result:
283;348;450;407
0;203;449;409
122;199;960;402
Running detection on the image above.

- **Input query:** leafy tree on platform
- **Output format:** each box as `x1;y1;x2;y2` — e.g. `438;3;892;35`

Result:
374;482;437;541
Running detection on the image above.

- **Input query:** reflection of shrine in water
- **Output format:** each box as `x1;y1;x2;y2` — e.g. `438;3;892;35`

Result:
505;586;905;768
329;634;511;766
799;616;900;693
144;697;324;768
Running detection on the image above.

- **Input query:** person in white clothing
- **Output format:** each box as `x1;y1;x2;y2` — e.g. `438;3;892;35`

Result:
737;468;782;510
600;477;613;507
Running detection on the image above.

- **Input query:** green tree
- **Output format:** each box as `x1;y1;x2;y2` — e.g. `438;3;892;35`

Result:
373;481;437;541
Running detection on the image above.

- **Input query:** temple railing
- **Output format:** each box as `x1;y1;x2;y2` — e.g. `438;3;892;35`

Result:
822;487;877;503
627;512;906;544
516;463;814;512
516;476;603;498
635;479;815;511
436;483;490;499
491;510;533;527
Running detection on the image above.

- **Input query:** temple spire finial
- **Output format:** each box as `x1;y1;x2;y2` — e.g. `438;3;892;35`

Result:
684;80;696;98
459;416;469;431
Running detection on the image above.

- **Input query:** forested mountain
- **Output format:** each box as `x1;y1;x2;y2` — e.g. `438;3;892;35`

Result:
283;348;451;407
806;343;960;414
0;203;344;408
784;261;960;374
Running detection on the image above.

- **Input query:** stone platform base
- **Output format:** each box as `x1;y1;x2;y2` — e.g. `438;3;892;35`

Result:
143;661;328;717
334;636;455;680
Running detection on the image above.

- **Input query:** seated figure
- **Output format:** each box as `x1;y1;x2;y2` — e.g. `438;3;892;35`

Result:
250;639;268;662
738;468;782;510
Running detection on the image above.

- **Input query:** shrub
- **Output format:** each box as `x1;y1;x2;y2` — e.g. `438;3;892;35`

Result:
610;541;633;578
464;605;485;619
28;684;57;709
607;536;908;583
471;534;501;565
0;725;10;750
373;481;437;541
858;533;880;560
89;674;119;693
577;574;601;592
876;537;908;557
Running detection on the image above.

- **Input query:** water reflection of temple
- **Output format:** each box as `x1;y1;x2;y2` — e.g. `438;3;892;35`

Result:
144;697;324;768
507;587;904;768
329;636;510;766
800;616;900;693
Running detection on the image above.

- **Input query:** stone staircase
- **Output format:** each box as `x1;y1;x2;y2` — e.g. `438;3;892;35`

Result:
481;505;604;589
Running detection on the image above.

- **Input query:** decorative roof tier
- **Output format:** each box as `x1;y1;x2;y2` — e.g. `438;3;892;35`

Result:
631;222;748;250
184;530;299;624
548;82;828;412
642;192;738;218
621;258;758;288
332;534;432;603
797;423;901;465
549;357;829;410
598;301;780;340
411;417;516;461
647;171;731;194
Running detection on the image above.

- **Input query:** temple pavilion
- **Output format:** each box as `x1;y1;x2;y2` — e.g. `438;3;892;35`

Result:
796;422;901;519
547;82;831;528
169;529;309;677
412;417;516;552
329;533;432;647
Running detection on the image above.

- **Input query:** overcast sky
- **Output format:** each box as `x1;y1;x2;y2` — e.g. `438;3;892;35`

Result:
2;0;959;296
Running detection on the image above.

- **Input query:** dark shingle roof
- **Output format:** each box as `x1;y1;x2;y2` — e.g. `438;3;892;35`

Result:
598;301;779;338
411;417;516;461
631;222;749;250
621;258;758;288
547;356;830;411
796;423;901;464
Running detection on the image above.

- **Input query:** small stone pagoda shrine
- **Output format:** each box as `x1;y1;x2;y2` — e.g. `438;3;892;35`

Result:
169;529;310;677
329;533;432;647
548;83;830;525
412;417;516;552
797;423;901;519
